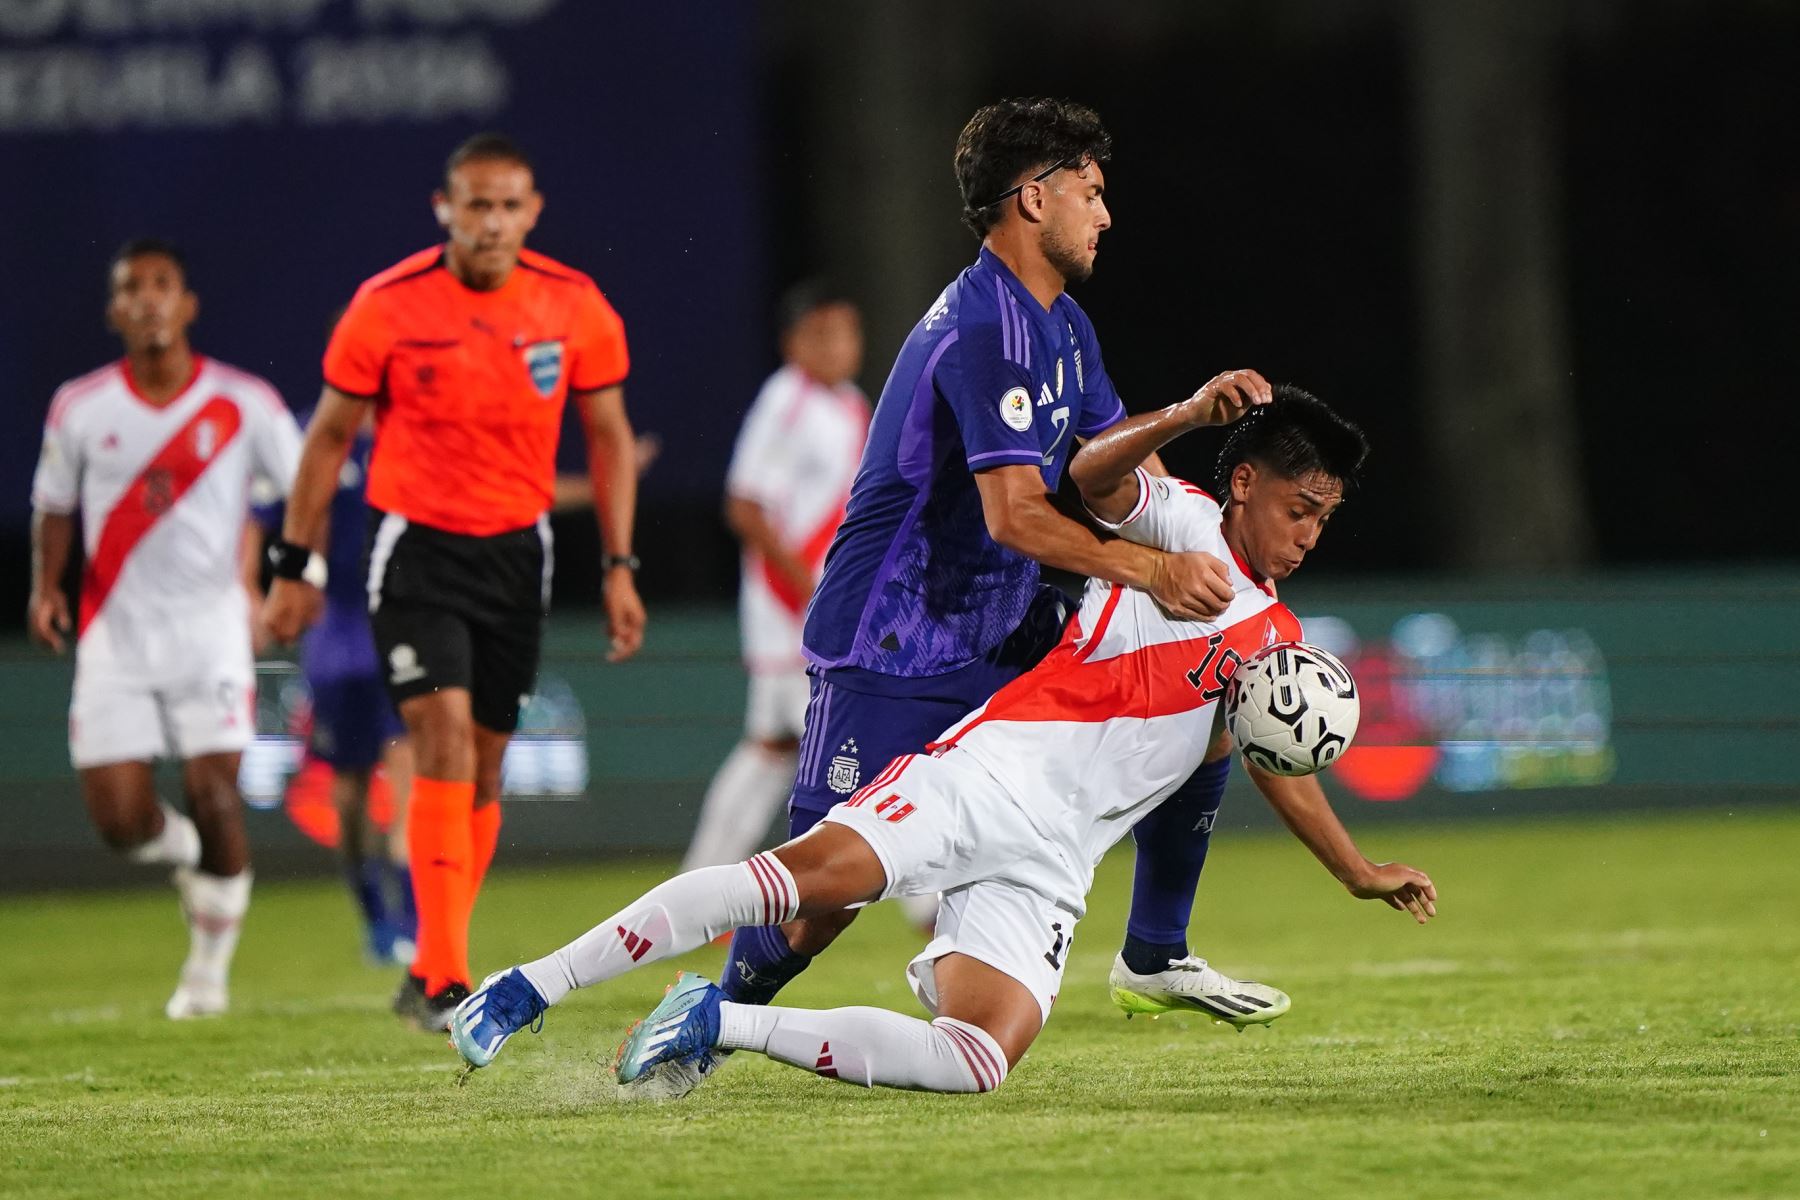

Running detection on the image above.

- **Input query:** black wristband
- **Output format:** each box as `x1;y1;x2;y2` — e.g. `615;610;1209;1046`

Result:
267;538;328;587
602;553;641;572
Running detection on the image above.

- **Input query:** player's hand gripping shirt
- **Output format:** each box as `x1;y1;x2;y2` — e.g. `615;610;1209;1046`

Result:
803;247;1128;679
323;246;629;537
928;470;1302;901
725;364;869;673
31;356;303;678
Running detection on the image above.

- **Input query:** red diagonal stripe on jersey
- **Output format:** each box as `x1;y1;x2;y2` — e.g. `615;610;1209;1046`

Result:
932;600;1302;749
758;498;849;617
814;1041;837;1078
79;394;242;636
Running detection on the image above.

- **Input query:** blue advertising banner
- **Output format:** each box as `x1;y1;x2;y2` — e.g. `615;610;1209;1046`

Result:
1;1;765;526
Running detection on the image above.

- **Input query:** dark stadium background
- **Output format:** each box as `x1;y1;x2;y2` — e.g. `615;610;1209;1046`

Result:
4;1;1797;615
3;3;1797;888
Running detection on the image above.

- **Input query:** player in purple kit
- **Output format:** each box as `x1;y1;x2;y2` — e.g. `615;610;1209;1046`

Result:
628;98;1283;1098
251;414;416;964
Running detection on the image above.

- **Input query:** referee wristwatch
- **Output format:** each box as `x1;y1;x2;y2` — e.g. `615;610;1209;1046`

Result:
267;537;329;589
602;553;641;572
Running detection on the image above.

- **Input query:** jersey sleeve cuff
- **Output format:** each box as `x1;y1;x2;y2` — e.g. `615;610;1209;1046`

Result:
966;449;1044;470
322;375;379;401
31;492;77;516
1076;399;1127;438
570;373;628;394
1086;467;1153;530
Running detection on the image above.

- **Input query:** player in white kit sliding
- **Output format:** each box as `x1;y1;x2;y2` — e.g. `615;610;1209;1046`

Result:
28;240;303;1019
451;385;1437;1093
682;284;869;870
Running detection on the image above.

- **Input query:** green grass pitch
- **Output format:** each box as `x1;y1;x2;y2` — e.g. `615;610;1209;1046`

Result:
3;808;1796;1199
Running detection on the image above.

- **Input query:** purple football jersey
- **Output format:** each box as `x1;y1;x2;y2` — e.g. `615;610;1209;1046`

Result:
803;248;1125;680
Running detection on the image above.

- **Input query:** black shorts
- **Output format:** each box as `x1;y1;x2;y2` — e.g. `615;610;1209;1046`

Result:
365;509;550;734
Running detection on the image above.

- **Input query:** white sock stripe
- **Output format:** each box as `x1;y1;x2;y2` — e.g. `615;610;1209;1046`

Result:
744;858;773;925
754;852;798;923
939;1021;1004;1091
758;853;790;922
745;859;774;928
939;1024;992;1091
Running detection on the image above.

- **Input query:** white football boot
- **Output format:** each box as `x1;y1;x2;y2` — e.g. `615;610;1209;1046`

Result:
165;974;229;1020
1108;953;1290;1027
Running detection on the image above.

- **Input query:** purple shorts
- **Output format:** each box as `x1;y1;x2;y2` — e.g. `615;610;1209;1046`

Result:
788;585;1071;837
308;673;405;770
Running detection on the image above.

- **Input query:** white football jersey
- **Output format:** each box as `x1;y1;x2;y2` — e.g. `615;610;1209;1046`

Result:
31;356;303;681
930;469;1303;903
724;365;868;672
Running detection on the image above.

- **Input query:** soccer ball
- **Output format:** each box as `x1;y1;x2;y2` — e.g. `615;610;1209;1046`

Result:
1224;642;1360;776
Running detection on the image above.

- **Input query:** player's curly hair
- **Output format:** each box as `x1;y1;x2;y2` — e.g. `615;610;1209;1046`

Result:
954;98;1112;238
1214;386;1370;495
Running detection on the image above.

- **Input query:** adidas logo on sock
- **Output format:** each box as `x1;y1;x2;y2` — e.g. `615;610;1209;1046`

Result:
814;1041;837;1079
616;925;653;962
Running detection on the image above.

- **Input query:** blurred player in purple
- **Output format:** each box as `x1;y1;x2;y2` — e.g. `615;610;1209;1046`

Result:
250;405;416;965
632;98;1280;1097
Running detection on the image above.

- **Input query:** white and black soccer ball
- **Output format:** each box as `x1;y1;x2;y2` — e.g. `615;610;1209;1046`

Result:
1224;642;1360;776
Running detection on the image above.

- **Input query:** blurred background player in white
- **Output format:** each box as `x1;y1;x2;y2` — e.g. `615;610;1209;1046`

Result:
682;284;869;871
27;239;303;1019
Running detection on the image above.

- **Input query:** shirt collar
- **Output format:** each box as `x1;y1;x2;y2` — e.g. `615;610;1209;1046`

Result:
978;246;1060;325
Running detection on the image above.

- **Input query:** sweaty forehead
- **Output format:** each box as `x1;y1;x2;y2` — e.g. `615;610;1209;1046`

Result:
1289;469;1345;505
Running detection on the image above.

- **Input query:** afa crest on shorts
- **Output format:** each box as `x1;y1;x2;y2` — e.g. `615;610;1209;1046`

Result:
522;339;564;398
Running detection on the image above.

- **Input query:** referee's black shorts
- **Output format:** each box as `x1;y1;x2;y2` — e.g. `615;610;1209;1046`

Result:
364;508;551;734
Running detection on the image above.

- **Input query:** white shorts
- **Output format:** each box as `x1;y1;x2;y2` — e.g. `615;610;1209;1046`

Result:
906;880;1076;1025
69;657;255;769
823;751;1084;1024
744;670;809;743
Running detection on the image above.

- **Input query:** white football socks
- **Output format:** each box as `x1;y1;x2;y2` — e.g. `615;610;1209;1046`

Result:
520;852;800;1006
174;867;252;986
128;802;201;869
718;1003;1009;1093
682;743;797;871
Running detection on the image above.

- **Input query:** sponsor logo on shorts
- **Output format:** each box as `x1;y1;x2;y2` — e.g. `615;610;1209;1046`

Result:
827;738;860;794
388;643;426;685
999;387;1032;431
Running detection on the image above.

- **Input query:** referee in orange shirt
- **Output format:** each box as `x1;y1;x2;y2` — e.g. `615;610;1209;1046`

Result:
265;133;646;1030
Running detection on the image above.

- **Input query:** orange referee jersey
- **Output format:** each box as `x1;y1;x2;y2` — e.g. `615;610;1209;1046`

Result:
324;246;628;536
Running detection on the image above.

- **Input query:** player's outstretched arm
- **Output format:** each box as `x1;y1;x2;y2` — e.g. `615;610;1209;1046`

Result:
27;510;75;653
1070;368;1273;523
1244;754;1438;924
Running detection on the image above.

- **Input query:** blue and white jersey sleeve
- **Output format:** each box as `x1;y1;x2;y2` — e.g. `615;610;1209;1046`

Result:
1071;311;1126;439
933;315;1041;472
1089;469;1223;553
